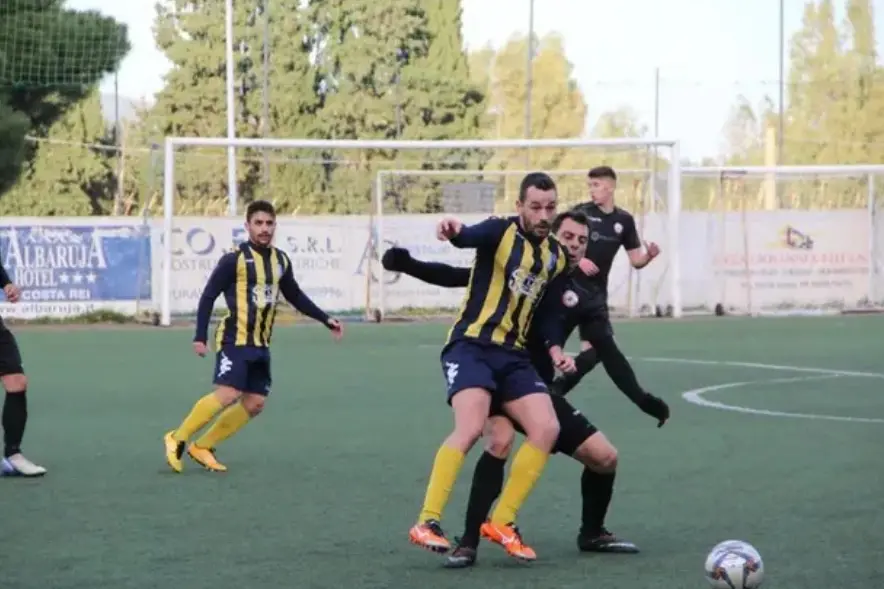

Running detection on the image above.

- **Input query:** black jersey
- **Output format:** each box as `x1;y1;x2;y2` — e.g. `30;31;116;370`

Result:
570;202;642;301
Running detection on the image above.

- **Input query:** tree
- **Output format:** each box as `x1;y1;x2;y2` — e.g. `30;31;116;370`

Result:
722;0;884;209
131;0;321;214
786;0;848;165
0;0;129;204
841;0;884;164
721;95;776;165
469;33;587;205
383;0;485;212
1;90;114;215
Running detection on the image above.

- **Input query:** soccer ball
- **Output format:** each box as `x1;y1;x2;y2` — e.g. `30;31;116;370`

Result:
704;540;764;589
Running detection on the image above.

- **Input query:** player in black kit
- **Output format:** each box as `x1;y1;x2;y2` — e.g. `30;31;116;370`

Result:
0;260;46;477
551;165;662;399
383;210;669;567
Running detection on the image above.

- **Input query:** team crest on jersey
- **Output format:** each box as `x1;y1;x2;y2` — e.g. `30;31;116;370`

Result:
509;268;547;300
562;289;579;308
252;284;277;306
614;222;623;234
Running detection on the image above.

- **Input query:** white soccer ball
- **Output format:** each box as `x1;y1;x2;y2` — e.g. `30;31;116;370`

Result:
704;540;764;589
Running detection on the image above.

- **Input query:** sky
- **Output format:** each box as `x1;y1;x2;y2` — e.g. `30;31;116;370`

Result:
65;0;884;161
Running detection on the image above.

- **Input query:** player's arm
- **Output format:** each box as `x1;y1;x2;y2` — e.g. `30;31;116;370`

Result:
194;252;237;344
532;274;573;371
0;258;20;303
623;216;659;269
381;247;470;288
440;216;508;249
278;264;338;330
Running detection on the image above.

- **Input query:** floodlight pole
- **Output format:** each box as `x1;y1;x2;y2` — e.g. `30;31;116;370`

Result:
224;0;239;216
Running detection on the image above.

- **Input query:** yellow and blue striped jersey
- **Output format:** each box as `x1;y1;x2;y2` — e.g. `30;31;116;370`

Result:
193;242;332;349
446;216;569;351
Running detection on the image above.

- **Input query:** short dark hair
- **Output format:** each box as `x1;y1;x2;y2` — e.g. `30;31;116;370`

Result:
518;172;557;202
552;209;590;233
246;200;276;221
587;166;617;181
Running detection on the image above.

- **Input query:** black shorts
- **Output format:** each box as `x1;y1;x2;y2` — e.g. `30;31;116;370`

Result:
578;306;614;342
489;394;598;456
0;326;24;376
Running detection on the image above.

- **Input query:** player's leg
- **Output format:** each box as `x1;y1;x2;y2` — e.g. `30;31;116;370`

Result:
587;319;650;402
163;346;244;472
0;327;45;478
481;356;560;561
410;343;493;553
445;413;515;568
570;431;638;553
189;351;271;471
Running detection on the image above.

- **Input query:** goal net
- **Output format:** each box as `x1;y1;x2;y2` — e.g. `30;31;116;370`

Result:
679;165;884;316
375;165;677;321
154;137;682;327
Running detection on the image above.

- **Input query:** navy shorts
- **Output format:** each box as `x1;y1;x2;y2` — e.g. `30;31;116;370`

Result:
440;340;548;403
213;345;272;395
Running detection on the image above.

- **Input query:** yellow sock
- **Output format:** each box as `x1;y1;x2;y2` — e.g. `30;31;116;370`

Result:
417;444;465;523
172;393;224;441
490;441;550;525
194;402;251;449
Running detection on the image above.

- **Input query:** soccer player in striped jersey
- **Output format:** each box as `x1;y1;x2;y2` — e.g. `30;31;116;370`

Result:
385;210;668;567
409;172;575;562
163;200;343;473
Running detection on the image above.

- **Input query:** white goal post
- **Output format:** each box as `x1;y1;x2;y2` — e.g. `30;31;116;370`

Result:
674;163;884;317
374;163;884;319
374;166;673;320
160;137;683;327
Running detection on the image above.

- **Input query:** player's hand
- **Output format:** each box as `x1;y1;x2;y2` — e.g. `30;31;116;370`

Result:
193;341;208;357
638;393;669;427
382;247;412;272
3;284;21;303
437;217;463;241
327;318;344;341
578;258;599;276
549;346;576;373
645;241;661;261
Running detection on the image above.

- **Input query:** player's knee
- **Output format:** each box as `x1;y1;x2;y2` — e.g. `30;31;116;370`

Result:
447;388;491;451
213;386;241;406
536;418;561;450
522;416;559;452
594;446;618;473
577;435;618;473
483;418;515;458
1;373;27;393
447;412;486;452
240;394;265;416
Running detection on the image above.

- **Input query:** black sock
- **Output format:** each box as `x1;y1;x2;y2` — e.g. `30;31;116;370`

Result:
595;337;647;404
3;390;27;458
580;467;616;534
460;451;506;548
555;349;599;394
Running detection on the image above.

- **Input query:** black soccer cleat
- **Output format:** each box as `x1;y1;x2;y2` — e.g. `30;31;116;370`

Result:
578;527;640;554
443;538;478;569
